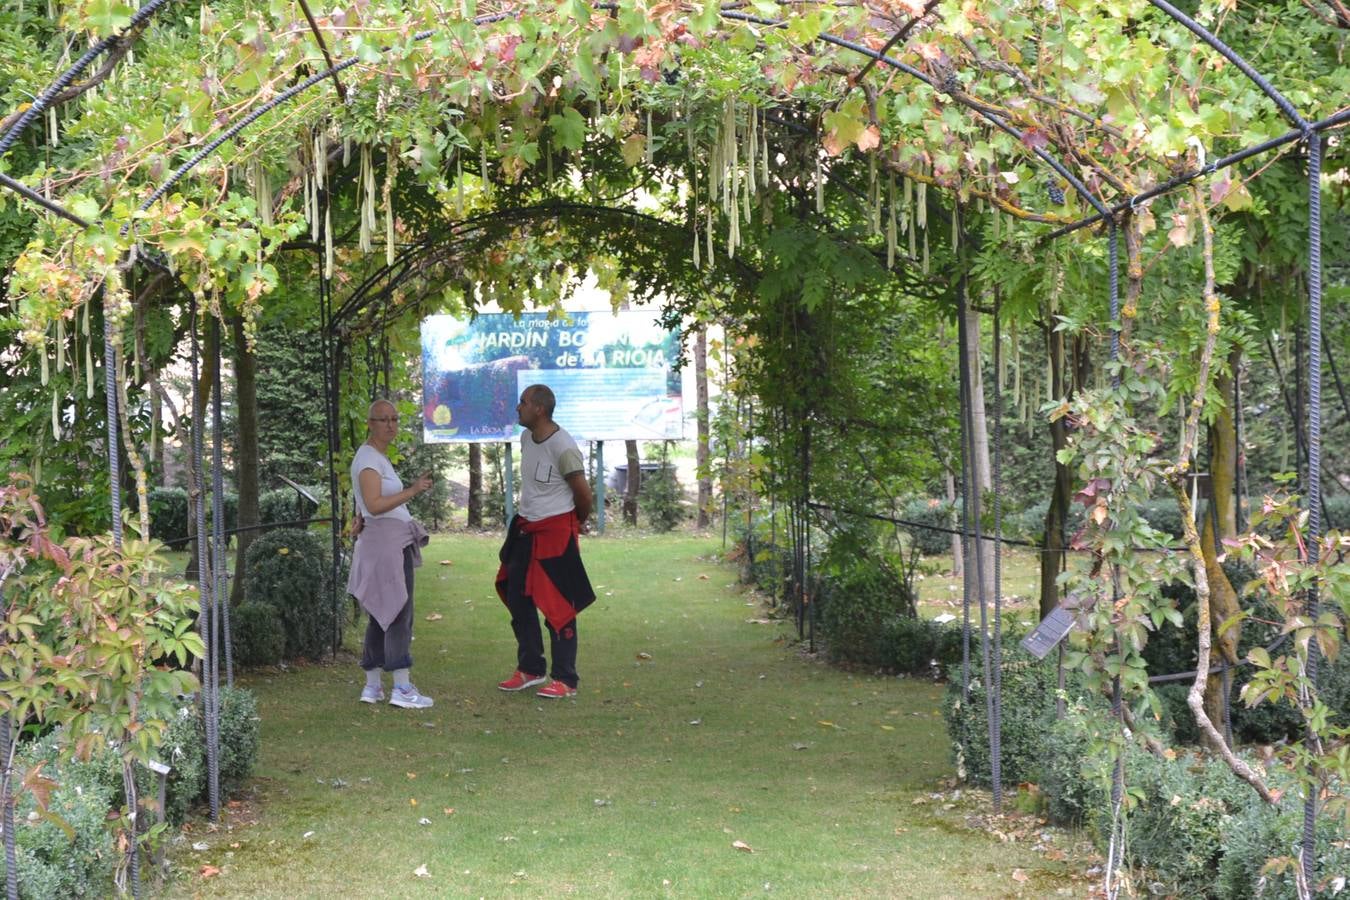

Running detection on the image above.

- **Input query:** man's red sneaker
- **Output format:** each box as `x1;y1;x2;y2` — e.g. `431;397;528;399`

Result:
497;670;546;692
536;681;578;699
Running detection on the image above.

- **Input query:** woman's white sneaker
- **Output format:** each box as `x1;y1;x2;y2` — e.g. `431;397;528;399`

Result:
389;684;433;709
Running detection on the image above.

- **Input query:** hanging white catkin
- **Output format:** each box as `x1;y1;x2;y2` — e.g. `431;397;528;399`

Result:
456;156;465;217
916;181;927;230
747;108;756;195
359;145;373;252
480;138;491;201
38;333;48;386
951;201;959;254
729;99;739;215
869;155;880;236
84;302;94;399
51;389;59;439
922;228;930;275
257;161;273;228
908;194;917;259
705;201;714;266
384;141;398;266
55;318;66;372
886;173;897;270
760;109;769;186
324;203;334;278
343;136;352;167
646;110;654;166
692;192;701;270
815;155;824;214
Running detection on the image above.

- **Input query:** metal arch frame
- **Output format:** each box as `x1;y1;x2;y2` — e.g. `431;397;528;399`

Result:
0;0;1336;892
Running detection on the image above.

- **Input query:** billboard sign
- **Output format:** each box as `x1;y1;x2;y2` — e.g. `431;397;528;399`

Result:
421;311;683;443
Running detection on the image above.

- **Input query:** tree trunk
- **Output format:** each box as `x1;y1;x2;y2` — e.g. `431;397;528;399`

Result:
695;327;712;528
230;315;260;607
467;443;483;528
186;324;218;583
1041;323;1071;619
946;470;963;577
1201;353;1242;731
623;439;640;525
151;387;164;481
962;304;995;603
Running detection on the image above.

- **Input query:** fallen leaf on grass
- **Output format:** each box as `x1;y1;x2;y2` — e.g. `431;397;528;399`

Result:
444;808;455;816
413;864;430;878
636;651;652;660
1012;869;1029;883
817;720;839;729
732;840;754;853
698;574;709;580
880;725;894;731
791;742;810;751
199;865;221;878
302;831;315;839
688;719;702;726
438;560;453;566
425;613;443;621
418;817;432;826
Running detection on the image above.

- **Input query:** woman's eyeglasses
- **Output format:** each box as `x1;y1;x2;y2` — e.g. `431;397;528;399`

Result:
369;417;399;424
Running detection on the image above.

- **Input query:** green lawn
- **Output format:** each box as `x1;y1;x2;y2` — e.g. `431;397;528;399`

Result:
158;532;1083;899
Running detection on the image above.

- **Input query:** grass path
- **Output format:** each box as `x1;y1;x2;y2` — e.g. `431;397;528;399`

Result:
160;533;1075;899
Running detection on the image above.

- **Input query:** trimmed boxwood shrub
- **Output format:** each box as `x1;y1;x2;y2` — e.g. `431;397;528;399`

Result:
1215;779;1350;900
155;703;207;826
218;685;262;788
231;601;286;667
258;486;321;530
148;488;238;550
941;650;1081;787
148;487;190;550
879;616;964;676
1114;748;1255;896
0;744;118;900
639;462;687;532
243;527;341;660
1037;708;1108;829
899;497;956;556
818;564;916;667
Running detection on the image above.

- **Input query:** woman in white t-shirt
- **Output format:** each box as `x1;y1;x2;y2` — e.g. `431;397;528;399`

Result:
347;399;434;709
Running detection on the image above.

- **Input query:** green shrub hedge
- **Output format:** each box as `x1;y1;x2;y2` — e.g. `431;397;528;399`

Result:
0;745;117;900
231;601;287;667
258;486;322;529
243;527;342;660
218;686;262;788
147;487;237;549
1;689;261;897
899;498;956;556
941;651;1076;787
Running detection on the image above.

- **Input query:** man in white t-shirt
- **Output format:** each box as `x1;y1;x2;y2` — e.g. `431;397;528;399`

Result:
494;385;596;699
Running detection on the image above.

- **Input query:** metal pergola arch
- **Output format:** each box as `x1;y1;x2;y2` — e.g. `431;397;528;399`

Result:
0;2;1337;896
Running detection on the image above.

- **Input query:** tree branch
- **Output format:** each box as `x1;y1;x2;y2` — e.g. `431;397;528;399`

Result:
0;20;151;135
1167;185;1272;803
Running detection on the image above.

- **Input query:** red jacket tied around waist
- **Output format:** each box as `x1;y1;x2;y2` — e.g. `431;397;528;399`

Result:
495;511;595;631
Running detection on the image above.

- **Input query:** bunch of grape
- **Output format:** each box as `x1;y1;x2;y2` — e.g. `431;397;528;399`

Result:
1046;180;1066;205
